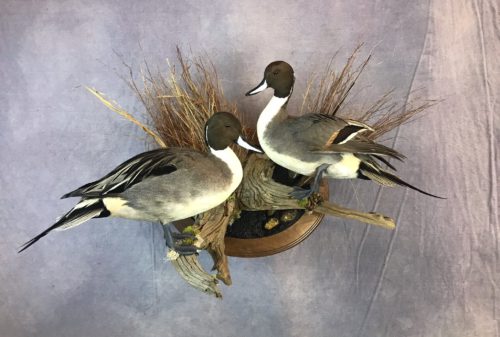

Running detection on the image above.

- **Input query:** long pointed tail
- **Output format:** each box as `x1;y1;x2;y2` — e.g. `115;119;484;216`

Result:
359;162;445;199
18;199;109;253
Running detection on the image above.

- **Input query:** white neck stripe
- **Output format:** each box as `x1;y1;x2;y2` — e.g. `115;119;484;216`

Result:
256;95;289;141
209;146;243;191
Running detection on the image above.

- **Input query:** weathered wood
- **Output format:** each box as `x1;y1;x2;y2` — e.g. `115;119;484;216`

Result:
169;254;222;298
165;153;395;297
196;200;235;285
238;154;395;229
165;200;234;297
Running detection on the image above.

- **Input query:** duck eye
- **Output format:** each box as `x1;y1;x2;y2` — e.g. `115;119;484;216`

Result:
225;125;231;128
273;70;279;75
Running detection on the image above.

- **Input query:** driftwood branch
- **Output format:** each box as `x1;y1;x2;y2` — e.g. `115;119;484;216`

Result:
168;254;222;298
238;154;395;229
196;200;235;285
165;199;235;298
164;153;396;298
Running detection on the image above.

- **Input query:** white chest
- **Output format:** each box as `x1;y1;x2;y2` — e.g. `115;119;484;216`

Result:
260;139;318;176
167;189;234;220
210;147;243;193
257;96;318;176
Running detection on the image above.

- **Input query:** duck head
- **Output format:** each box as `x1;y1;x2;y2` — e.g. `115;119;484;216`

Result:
205;112;262;152
245;61;295;98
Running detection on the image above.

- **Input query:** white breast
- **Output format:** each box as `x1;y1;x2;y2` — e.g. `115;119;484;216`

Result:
260;141;318;176
209;146;243;193
166;190;234;220
257;96;318;176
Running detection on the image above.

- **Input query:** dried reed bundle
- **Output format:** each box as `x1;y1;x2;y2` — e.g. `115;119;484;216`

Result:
96;46;432;152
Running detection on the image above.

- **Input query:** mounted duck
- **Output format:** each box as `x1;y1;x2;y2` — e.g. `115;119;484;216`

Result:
246;61;442;200
19;112;262;254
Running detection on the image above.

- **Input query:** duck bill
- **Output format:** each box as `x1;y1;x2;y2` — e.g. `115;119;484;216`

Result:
245;78;268;96
236;136;263;153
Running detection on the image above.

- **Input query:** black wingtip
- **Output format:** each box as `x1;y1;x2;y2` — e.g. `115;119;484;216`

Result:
61;190;81;199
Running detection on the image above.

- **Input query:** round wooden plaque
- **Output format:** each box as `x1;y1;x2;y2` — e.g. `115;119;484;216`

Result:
224;181;329;257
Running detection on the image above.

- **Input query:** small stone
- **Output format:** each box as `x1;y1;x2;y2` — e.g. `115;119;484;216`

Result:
264;218;280;230
166;249;180;261
280;210;298;222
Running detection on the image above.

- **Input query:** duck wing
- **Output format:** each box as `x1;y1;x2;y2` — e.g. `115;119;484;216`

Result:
286;114;371;146
313;137;406;161
287;114;404;161
61;148;198;198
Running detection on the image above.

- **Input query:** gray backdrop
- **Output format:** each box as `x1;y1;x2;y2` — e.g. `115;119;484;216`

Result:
1;0;498;336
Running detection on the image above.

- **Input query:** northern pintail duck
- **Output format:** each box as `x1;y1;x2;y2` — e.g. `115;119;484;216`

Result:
19;112;261;253
246;61;441;199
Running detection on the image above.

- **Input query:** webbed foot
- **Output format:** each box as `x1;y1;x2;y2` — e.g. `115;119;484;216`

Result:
289;186;315;200
164;224;198;256
289;164;329;201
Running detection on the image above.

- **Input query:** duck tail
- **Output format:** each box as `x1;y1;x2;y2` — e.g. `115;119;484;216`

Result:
18;199;109;253
358;162;445;199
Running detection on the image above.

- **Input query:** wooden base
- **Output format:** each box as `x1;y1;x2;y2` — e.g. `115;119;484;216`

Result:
224;181;329;257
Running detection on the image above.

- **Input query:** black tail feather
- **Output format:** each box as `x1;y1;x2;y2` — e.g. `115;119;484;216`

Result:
381;171;445;199
18;221;64;253
372;155;397;171
359;162;445;199
18;199;108;253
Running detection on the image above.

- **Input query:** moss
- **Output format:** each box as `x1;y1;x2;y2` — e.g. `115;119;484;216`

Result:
181;238;195;246
182;225;200;235
297;198;309;208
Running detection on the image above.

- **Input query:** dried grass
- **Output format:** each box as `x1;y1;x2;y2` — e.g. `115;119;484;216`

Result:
300;45;369;117
91;46;433;154
124;47;250;158
300;44;436;140
85;86;166;147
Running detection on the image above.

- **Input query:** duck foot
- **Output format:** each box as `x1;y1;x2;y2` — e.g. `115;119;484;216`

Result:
289;164;330;200
164;224;198;256
290;189;324;211
289;186;315;200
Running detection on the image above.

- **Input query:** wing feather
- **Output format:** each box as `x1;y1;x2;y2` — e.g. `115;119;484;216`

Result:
62;149;181;198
